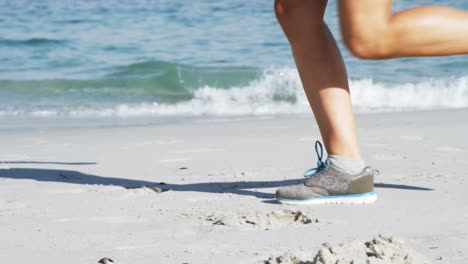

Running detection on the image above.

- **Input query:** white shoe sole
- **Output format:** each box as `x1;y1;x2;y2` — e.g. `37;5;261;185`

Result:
276;191;377;205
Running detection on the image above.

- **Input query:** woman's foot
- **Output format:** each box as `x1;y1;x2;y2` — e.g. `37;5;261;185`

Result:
276;141;378;205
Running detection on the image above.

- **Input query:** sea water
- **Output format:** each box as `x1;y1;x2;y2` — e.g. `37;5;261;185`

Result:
1;0;467;128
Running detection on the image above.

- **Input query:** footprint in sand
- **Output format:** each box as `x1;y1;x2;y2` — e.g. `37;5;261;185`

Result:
207;209;318;229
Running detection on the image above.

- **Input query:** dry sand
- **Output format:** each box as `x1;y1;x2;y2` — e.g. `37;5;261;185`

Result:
1;109;468;263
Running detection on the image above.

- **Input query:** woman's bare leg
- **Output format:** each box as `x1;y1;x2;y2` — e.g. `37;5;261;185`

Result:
339;0;468;59
275;0;361;159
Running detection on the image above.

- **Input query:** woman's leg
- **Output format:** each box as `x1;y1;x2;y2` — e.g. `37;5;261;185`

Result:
275;0;362;159
339;0;468;59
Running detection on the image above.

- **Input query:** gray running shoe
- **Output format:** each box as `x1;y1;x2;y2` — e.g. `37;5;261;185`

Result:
276;141;378;205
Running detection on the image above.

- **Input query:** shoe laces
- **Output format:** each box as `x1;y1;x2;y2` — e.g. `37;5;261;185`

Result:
304;141;330;178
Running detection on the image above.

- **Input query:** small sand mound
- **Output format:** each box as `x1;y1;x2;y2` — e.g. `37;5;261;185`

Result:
208;209;317;229
264;252;314;264
127;186;170;194
263;235;427;264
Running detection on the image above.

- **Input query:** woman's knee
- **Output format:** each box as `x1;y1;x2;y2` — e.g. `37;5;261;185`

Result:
274;0;327;41
342;26;392;59
338;0;393;59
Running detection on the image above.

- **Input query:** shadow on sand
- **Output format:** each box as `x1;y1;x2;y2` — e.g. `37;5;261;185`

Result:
0;166;434;200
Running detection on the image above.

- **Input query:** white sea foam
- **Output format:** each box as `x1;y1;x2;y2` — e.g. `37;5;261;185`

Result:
351;76;468;112
0;68;467;118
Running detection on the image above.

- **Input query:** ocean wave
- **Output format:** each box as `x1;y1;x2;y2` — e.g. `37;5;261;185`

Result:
108;60;260;89
0;68;467;118
0;37;66;46
0;60;260;102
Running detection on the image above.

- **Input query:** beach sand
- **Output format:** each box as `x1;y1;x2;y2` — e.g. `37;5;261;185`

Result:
1;109;467;263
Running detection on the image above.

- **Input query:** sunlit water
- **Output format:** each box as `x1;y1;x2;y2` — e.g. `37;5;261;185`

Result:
1;0;467;128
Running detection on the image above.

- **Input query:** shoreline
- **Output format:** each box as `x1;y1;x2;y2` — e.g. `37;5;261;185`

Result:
1;106;467;131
